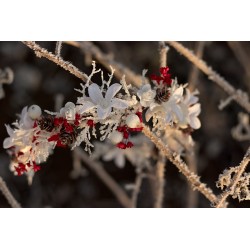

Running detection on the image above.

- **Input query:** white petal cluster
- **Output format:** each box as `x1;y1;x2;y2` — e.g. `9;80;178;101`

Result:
3;106;55;177
143;80;201;130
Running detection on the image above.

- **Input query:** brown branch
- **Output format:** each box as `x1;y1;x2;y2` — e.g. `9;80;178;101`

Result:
167;41;250;113
154;154;166;208
142;125;218;205
64;41;148;88
215;146;250;208
188;41;206;91
186;149;199;207
22;41;90;83
159;41;169;68
0;176;21;208
131;172;145;208
75;148;133;208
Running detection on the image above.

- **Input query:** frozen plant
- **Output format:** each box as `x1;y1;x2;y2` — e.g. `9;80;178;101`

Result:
3;62;201;182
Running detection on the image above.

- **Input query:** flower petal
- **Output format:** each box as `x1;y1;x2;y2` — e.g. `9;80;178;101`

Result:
78;101;96;114
173;86;183;101
105;83;122;102
5;124;13;137
111;98;129;109
97;106;111;119
88;83;103;104
189;103;201;116
173;104;183;121
3;137;13;149
189;117;201;129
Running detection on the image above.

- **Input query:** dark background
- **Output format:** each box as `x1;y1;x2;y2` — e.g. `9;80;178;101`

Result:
0;41;249;208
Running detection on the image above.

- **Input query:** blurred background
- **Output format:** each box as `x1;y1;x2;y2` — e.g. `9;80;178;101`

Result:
0;41;250;208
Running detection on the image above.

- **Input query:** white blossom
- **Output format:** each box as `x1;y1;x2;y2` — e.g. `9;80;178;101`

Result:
137;84;156;107
78;83;129;119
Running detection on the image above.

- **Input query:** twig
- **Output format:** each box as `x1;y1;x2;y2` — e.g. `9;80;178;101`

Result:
22;41;90;83
75;148;132;208
131;172;145;208
154;154;166;208
159;41;169;68
215;146;250;208
0;176;21;208
188;41;206;91
55;41;63;57
142;125;218;204
64;41;148;87
186;149;198;208
228;41;250;93
167;41;250;113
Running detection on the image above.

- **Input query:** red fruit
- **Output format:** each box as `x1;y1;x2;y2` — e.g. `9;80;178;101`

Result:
87;119;95;127
116;142;127;149
126;141;134;148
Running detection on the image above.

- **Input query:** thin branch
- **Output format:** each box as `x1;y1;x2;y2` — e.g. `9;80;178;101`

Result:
75;148;133;208
186;149;199;208
142;125;218;205
0;176;21;208
188;41;206;91
167;41;250;113
131;172;145;208
154;154;166;208
22;41;90;83
159;41;169;68
64;41;148;88
215;146;250;208
55;41;63;57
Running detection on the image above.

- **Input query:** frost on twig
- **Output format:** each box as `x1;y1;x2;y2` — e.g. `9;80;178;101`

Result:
216;146;250;207
0;176;21;208
0;67;14;99
232;112;250;141
142;125;218;204
167;41;250;113
22;41;90;83
55;41;63;57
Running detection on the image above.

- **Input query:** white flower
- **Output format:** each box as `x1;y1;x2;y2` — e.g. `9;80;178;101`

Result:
146;85;184;124
78;83;129;119
178;89;201;129
137;84;156;107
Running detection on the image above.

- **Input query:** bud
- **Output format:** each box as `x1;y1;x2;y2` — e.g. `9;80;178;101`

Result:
28;105;42;120
125;114;140;128
109;131;123;144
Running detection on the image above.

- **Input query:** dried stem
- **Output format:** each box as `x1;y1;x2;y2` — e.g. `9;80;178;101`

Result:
228;41;250;93
188;41;206;91
142;125;218;204
0;176;21;208
22;41;90;83
215;147;250;208
64;41;148;87
167;41;250;113
131;172;145;208
186;149;198;207
75;148;132;208
154;154;166;208
159;41;169;68
55;41;63;57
